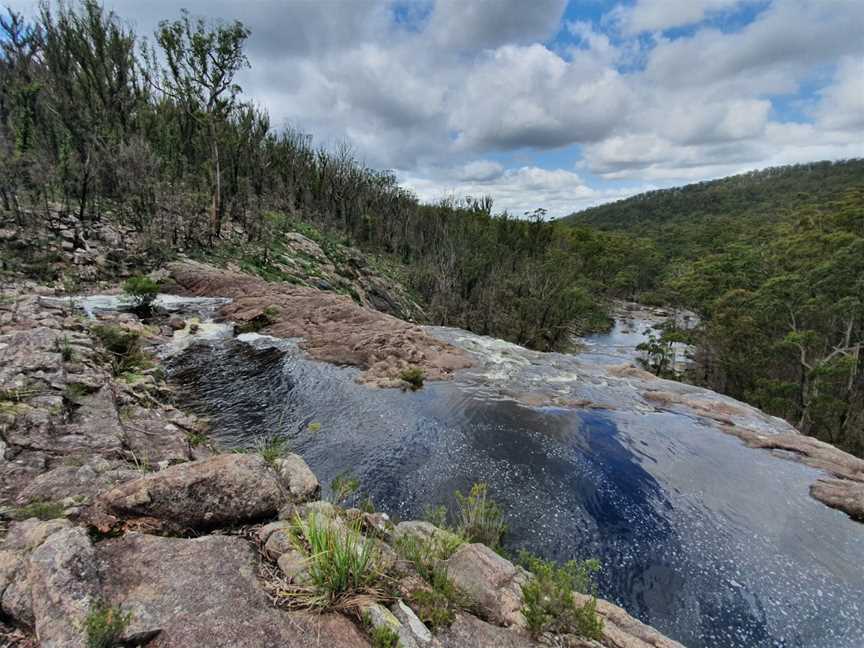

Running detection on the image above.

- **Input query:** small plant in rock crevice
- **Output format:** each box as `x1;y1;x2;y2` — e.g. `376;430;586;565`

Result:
56;334;75;361
91;324;151;377
362;613;401;648
518;551;603;640
83;601;132;648
255;434;290;466
399;366;424;391
329;471;360;506
10;500;65;521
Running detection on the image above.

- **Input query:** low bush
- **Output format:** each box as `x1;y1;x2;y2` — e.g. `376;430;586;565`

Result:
454;483;506;549
399;366;424;390
518;551;603;640
122;275;160;315
84;601;132;648
91;324;149;377
394;534;466;629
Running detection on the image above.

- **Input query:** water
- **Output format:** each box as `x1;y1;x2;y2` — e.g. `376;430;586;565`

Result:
168;330;864;648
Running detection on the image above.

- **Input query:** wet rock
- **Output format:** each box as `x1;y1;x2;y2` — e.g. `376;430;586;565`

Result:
443;543;526;627
274;454;320;502
96;533;367;647
438;612;540;648
28;527;99;648
167;315;185;330
97;453;284;532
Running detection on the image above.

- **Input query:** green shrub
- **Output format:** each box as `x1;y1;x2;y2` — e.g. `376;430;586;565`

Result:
91;324;148;376
122;275;160;314
330;471;359;505
186;430;209;447
362;615;400;648
518;551;603;640
84;601;131;648
394;534;465;629
399;366;425;391
454;483;506;549
291;513;381;608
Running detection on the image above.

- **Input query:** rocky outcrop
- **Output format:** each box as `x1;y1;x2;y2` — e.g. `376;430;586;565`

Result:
438;613;541;648
95;453;287;532
168;261;472;387
96;533;370;648
444;543;527;628
810;479;864;521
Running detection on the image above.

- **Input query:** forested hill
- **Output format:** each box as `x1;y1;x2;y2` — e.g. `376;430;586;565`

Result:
562;159;864;258
560;160;864;458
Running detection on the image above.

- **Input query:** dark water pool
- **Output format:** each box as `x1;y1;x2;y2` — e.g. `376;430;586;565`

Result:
169;335;864;648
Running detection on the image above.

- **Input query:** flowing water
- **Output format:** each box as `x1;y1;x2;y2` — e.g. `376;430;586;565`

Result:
165;323;864;648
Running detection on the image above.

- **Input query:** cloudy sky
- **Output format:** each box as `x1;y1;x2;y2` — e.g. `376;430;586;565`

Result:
11;0;864;217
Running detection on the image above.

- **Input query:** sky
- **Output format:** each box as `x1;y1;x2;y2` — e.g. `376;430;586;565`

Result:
9;0;864;217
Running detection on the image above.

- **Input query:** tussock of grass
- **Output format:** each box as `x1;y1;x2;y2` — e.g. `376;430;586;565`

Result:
454;483;506;550
399;366;424;391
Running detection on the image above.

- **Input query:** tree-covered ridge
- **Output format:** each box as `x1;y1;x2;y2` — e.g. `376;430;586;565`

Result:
0;1;657;351
563;159;864;258
564;165;864;456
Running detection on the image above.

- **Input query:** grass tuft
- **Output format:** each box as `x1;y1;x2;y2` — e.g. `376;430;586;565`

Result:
10;500;66;521
454;482;506;550
399;366;424;391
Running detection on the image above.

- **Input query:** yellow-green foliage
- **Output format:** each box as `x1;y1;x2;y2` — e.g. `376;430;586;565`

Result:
518;551;603;640
84;602;132;648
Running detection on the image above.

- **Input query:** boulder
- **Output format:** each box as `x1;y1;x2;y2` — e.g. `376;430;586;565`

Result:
97;453;284;532
95;533;368;647
28;527;100;648
438;612;540;648
810;479;864;522
572;592;686;648
274;454;320;502
443;543;526;627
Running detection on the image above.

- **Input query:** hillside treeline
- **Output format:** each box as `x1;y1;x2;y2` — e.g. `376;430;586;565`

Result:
0;1;657;350
567;164;864;456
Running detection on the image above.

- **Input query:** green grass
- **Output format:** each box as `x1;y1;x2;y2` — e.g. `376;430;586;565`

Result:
186;430;209;447
11;500;65;521
91;324;149;377
518;551;603;640
399;367;425;391
55;334;75;361
454;483;506;550
255;434;290;466
366;619;400;648
290;512;383;608
84;601;132;648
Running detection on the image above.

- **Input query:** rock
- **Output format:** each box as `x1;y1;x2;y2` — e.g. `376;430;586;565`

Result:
363;601;438;648
390;599;440;647
277;549;310;583
167;315;185;330
257;520;292;544
96;533;367;647
362;511;394;540
394;520;462;549
97;453;285;532
274;454;320;502
28;527;100;648
443;543;526;627
572;592;686;648
264;529;294;560
438;612;540;648
1;518;72;552
169;261;471;387
810;479;864;521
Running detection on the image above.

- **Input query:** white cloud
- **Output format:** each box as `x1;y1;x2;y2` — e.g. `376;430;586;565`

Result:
611;0;753;35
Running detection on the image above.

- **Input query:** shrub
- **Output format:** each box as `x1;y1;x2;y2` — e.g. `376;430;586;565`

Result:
84;601;132;648
399;366;424;390
454;483;506;549
122;275;160;315
394;534;465;629
518;551;603;640
291;513;382;608
91;324;148;376
330;471;359;505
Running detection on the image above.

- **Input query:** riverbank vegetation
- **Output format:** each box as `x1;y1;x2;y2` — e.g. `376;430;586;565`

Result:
0;1;657;352
566;161;864;456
